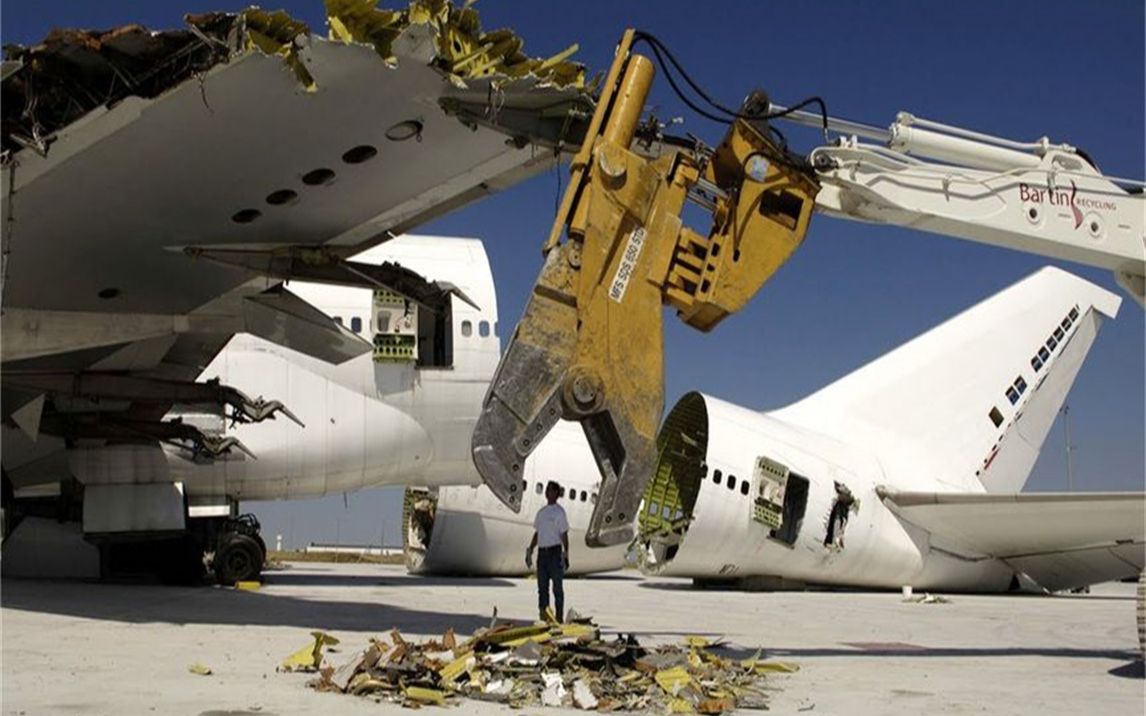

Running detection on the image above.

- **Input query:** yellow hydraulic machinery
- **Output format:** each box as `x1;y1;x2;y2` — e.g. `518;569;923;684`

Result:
471;30;820;546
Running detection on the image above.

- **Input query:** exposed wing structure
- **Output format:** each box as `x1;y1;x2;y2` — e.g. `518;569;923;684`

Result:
881;489;1146;591
0;3;590;460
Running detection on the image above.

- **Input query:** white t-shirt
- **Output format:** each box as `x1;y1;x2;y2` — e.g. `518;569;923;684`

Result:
533;503;569;548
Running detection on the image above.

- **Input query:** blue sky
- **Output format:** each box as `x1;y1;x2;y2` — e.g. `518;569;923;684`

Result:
5;1;1142;549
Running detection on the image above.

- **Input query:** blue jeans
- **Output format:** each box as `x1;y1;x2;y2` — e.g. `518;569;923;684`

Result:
536;545;564;621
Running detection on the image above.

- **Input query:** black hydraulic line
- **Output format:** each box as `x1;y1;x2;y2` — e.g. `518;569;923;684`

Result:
631;30;830;136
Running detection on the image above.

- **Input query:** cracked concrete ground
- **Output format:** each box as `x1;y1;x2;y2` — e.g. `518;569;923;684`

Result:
2;563;1141;715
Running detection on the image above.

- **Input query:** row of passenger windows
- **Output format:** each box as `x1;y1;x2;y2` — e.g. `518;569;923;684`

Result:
712;468;751;496
332;315;365;334
460;320;496;338
330;315;497;338
1005;375;1028;406
531;481;596;504
988;305;1081;428
1029;306;1078;372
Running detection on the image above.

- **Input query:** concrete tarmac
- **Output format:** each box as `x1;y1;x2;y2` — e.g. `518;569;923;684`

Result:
2;563;1141;715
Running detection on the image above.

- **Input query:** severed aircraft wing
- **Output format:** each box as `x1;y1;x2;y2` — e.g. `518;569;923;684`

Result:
880;489;1145;591
0;3;592;453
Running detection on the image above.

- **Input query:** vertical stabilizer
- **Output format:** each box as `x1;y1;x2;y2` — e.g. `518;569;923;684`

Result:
775;267;1121;492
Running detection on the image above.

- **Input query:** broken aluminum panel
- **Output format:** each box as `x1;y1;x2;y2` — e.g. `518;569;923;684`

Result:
59;415;257;463
9;394;46;442
242;285;373;365
182;244;475;313
1;373;302;427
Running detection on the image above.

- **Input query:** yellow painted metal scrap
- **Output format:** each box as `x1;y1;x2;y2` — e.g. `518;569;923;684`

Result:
404;685;447;704
280;631;341;671
239;9;317;90
654;666;692;696
324;0;586;87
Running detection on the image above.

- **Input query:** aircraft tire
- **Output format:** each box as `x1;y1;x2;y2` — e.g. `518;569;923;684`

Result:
215;533;263;585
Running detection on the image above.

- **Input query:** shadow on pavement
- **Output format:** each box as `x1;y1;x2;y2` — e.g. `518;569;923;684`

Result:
1;575;526;634
1107;660;1144;679
264;571;515;589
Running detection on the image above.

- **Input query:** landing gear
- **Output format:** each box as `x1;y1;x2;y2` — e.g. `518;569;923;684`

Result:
210;514;265;585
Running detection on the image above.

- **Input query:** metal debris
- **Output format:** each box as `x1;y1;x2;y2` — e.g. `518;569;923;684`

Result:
188;662;214;676
287;616;790;712
904;593;951;604
3;1;587;154
280;631;342;672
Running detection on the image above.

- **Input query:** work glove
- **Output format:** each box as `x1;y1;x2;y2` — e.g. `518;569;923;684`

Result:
525;548;533;570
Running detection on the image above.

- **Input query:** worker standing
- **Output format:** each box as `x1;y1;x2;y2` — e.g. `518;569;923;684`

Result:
525;481;569;622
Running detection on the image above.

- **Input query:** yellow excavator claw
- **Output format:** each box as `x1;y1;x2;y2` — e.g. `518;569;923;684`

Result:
472;30;820;547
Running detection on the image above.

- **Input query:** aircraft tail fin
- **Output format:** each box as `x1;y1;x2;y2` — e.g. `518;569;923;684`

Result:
776;267;1121;492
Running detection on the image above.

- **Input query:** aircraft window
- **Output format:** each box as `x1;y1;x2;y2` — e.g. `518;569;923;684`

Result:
1053;327;1064;341
535;482;543;495
1069;307;1079;321
1015;376;1027;394
1061;317;1071;330
740;480;750;496
727;475;737;491
461;320;473;337
1031;356;1043;371
1006;387;1020;405
494;322;499;336
713;469;722;486
1046;335;1057;351
351;317;362;334
560;487;566;497
479;320;491;337
581;491;588;502
988;406;1004;428
1038;347;1050;361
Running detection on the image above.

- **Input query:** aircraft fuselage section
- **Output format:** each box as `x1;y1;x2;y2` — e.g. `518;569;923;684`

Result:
644;395;1013;591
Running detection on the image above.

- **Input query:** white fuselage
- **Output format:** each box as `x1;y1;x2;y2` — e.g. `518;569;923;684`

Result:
647;395;1012;591
405;421;628;576
161;234;625;577
167;236;500;502
636;268;1125;592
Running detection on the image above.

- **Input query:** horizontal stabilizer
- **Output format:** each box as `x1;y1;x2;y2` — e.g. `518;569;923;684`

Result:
881;489;1145;591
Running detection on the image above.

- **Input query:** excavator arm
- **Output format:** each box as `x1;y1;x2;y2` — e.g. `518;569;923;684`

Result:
472;31;1145;548
471;31;820;546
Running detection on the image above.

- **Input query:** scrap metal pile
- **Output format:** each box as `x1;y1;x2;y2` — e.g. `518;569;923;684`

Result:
279;616;795;712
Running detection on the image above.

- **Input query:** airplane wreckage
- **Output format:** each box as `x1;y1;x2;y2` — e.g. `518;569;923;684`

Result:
0;1;595;579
